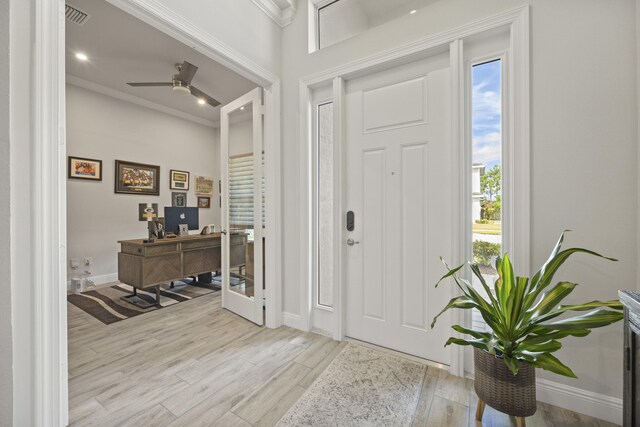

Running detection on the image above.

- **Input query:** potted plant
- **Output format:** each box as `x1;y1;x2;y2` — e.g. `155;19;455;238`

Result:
431;231;623;426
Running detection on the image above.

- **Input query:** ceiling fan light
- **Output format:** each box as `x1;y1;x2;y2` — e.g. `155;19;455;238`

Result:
172;84;190;95
198;98;206;105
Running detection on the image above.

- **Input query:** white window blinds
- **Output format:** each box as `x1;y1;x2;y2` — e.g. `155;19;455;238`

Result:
229;153;265;228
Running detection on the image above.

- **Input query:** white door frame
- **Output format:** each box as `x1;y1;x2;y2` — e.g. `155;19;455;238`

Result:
35;0;282;424
299;6;530;377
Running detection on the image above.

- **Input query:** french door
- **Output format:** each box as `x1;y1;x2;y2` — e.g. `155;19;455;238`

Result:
220;87;264;325
344;54;452;363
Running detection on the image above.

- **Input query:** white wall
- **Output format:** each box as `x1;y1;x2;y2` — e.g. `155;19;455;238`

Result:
66;84;220;281
0;0;12;424
7;0;33;423
148;0;282;77
281;0;637;411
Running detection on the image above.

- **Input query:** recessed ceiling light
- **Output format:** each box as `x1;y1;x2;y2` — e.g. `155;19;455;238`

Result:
75;52;88;61
198;98;206;105
410;9;417;14
240;106;245;110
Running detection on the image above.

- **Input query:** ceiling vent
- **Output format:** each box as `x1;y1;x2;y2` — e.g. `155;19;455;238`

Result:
65;4;91;26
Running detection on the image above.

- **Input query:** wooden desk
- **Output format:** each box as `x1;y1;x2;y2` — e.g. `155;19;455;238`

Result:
118;233;247;305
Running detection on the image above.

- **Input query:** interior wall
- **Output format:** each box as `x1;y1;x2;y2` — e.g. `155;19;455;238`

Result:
8;0;33;423
145;0;282;77
66;84;220;281
0;0;12;424
637;0;640;292
281;0;637;406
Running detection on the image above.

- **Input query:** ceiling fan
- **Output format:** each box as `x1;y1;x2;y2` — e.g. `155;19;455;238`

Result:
127;61;221;107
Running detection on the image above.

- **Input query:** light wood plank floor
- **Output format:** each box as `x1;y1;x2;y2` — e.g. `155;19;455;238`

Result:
68;292;619;426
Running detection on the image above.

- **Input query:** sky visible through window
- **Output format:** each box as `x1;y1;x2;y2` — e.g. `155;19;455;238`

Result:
472;60;501;170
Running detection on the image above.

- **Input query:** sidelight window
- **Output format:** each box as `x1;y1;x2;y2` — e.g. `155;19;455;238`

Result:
470;58;502;331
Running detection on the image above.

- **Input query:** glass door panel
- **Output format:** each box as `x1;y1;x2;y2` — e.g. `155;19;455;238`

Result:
221;87;264;325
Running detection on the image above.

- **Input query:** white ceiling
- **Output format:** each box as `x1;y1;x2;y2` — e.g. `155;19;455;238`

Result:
65;0;258;124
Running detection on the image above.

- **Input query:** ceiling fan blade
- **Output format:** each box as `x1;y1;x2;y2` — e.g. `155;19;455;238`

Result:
190;86;221;107
177;61;198;85
127;82;173;87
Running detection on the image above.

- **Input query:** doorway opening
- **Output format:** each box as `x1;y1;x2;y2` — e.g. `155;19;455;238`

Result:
56;0;281;423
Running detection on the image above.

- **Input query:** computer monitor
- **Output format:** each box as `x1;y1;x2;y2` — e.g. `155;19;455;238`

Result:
164;207;200;234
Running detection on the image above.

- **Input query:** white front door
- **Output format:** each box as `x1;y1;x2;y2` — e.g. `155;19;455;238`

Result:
345;54;452;363
221;87;264;325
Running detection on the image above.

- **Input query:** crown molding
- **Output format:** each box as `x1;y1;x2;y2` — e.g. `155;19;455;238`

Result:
250;0;297;27
66;75;219;128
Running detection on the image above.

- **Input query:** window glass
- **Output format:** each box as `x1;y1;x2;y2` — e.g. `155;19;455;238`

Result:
316;0;439;50
471;59;502;331
317;102;334;307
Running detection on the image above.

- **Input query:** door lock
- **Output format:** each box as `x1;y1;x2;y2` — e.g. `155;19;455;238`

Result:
347;238;360;246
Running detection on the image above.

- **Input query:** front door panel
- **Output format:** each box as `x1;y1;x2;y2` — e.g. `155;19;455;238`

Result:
345;54;452;363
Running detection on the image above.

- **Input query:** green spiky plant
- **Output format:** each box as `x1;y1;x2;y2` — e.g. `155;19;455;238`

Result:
431;231;623;378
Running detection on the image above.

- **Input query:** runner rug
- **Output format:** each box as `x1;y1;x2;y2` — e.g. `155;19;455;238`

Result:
276;343;426;427
67;280;219;325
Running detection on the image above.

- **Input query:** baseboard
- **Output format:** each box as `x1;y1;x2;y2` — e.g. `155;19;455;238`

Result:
66;273;119;292
463;373;622;425
535;378;622;425
282;312;306;330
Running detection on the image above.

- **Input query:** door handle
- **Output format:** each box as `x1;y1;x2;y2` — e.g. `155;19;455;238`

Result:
347;238;360;246
220;229;228;235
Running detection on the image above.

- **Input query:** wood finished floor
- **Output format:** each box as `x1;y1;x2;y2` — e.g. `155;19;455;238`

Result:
68;292;618;426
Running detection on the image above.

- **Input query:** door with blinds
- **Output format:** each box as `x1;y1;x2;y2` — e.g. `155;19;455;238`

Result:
220;87;264;325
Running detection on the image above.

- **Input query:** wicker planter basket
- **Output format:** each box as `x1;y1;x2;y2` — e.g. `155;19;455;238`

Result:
473;347;537;418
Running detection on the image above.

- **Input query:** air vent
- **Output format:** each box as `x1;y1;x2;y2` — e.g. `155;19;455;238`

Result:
65;4;91;26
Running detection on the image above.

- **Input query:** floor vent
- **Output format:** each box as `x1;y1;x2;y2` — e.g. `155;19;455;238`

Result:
65;4;91;26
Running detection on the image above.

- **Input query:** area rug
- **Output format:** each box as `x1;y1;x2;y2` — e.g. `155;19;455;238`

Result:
276;343;426;427
67;280;219;325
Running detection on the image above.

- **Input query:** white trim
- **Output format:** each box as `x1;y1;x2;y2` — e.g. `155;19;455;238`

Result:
463;374;622;425
264;82;283;328
536;379;622;425
509;6;531;275
303;6;529;87
66;75;218;128
298;81;312;332
250;0;297;27
298;5;530;377
283;312;306;330
66;273;119;292
333;77;347;341
34;0;68;425
103;0;278;87
449;38;465;378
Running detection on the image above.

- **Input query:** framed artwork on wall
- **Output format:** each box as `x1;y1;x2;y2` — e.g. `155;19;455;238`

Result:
170;169;190;190
115;160;160;195
172;192;187;207
195;175;214;195
138;203;159;221
197;196;211;209
68;156;102;181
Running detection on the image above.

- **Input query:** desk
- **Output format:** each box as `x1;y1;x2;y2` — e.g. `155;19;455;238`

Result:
117;233;247;306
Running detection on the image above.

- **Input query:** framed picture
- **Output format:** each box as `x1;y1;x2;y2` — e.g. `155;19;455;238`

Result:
138;203;159;221
170;169;190;190
68;156;102;181
172;192;187;207
115;160;160;195
195;175;214;195
197;196;211;209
